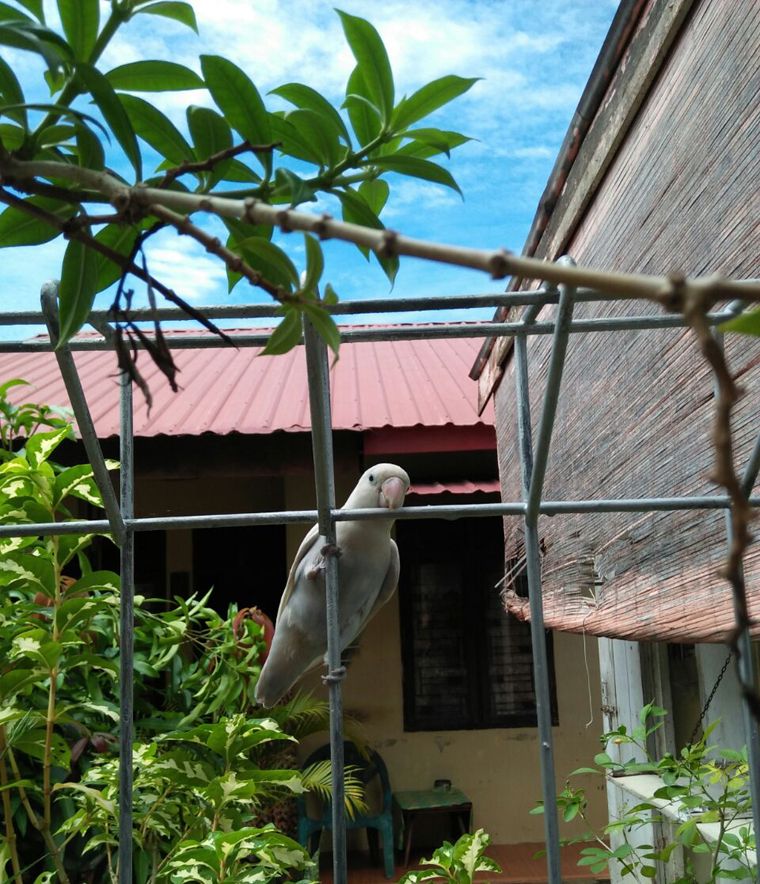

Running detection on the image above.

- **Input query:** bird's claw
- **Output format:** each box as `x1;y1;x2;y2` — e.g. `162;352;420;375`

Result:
322;665;347;685
306;544;343;580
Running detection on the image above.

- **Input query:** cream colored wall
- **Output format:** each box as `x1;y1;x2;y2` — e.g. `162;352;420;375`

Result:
298;581;608;844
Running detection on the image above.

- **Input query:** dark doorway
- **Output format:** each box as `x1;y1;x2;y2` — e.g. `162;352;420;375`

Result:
192;524;287;620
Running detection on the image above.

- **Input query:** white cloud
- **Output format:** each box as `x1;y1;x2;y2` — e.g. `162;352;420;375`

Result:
143;237;228;302
381;179;460;219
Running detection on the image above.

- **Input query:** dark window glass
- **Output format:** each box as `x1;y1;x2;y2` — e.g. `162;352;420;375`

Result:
397;517;557;731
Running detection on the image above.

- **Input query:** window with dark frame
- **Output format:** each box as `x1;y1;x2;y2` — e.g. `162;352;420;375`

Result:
397;516;558;732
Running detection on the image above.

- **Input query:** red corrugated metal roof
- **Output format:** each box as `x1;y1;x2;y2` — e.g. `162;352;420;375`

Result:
408;480;501;496
1;327;494;439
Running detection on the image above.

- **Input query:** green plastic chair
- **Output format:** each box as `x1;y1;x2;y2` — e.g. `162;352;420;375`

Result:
297;741;395;879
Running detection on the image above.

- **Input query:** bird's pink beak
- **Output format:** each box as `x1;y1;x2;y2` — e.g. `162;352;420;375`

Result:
380;476;406;510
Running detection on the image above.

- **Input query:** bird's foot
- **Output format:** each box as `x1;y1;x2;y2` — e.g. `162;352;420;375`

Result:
321;665;347;686
306;544;343;580
320;543;342;559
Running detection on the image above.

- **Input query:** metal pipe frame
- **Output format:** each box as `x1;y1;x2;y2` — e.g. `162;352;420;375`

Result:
3;280;758;327
118;370;135;884
1;495;759;539
0;308;743;354
302;316;347;884
0;262;754;884
515;260;577;881
39;284;127;546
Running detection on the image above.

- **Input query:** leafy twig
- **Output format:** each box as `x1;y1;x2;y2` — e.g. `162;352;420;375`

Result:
156;140;280;188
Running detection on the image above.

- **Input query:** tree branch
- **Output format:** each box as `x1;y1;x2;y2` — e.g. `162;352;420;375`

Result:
147;202;289;302
4;156;758;305
156;140;280;189
682;292;760;718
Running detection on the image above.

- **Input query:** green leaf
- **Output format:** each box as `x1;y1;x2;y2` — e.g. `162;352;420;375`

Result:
57;0;98;60
135;1;198;33
336;9;394;123
0;553;55;592
76;63;142;179
35;122;75;147
302;233;323;294
396;129;471;160
0;55;25;125
370;154;462;196
284;108;341;167
200;54;271;148
303;302;340;358
0;196;75;246
721;308;760;338
260;307;302;356
107;60;203;92
187;104;232;188
231;235;299;290
2;103;109;138
270;81;351;145
269;112;323;166
0;2;34;23
398;127;472;158
344;66;381;146
58;237;99;346
74;120;104;169
0;21;70;71
272;167;316;207
323;282;339;306
392;75;480;131
337;188;398;284
359;178;389;215
14;0;43;20
92;222;140;292
6;19;73;58
120;93;193;166
0;122;24;149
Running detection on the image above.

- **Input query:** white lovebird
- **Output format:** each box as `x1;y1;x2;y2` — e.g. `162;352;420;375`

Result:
255;464;410;707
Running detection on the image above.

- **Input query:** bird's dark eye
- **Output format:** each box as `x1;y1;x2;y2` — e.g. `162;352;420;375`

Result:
368;473;375;483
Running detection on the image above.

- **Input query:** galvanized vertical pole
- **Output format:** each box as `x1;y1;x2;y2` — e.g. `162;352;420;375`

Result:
118;371;135;884
302;317;347;884
39;284;126;547
514;263;576;884
712;332;760;850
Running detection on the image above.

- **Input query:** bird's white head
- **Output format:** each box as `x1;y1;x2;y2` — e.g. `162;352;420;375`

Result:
346;463;410;511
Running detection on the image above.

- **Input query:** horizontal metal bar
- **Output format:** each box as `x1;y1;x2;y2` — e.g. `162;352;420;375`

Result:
0;285;716;328
1;495;758;538
1;280;755;330
0;310;741;353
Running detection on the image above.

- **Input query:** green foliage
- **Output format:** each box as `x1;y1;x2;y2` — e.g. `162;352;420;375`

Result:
0;385;355;883
397;829;502;883
721;309;760;339
0;0;478;363
533;703;757;882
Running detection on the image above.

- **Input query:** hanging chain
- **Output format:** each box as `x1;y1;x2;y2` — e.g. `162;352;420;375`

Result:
689;650;733;746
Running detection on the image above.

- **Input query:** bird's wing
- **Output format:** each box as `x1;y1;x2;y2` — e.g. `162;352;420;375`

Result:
360;539;400;632
275;523;320;622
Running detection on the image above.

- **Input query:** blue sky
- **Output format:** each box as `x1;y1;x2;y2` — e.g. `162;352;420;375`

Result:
1;0;618;334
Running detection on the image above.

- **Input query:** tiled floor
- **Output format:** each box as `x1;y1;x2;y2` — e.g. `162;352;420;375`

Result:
318;842;611;882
